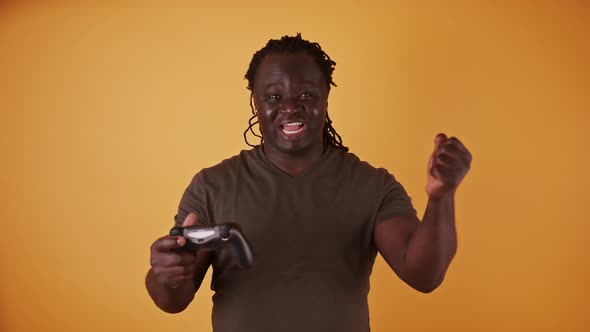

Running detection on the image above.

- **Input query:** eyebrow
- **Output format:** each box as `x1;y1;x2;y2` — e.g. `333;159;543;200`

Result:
262;80;321;89
262;82;281;89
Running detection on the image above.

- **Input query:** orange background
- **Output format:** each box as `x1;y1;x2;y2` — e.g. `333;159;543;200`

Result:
1;1;589;331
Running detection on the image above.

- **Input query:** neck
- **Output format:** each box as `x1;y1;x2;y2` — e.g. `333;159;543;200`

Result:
263;143;325;176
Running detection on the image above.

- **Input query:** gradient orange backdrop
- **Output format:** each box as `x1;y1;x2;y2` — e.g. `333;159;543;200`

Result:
1;1;589;331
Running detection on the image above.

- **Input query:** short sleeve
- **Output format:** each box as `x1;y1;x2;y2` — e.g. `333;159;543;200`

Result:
173;171;211;227
375;171;417;223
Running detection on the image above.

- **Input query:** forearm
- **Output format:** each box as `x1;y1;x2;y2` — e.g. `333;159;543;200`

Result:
404;194;457;292
145;268;196;313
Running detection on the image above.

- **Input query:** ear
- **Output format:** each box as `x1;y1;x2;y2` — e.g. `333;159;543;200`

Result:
249;91;258;114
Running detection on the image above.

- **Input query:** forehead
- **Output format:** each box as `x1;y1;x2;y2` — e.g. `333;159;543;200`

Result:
254;53;325;88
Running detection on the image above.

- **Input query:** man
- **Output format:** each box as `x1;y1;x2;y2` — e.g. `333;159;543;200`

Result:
146;34;471;331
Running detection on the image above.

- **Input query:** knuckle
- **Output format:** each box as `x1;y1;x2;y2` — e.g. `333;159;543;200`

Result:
161;254;176;267
158;268;183;286
158;253;176;267
169;266;184;277
150;257;158;267
168;274;187;286
167;280;181;288
447;137;461;145
151;266;162;275
154;239;168;252
153;269;168;284
442;145;458;154
150;240;159;252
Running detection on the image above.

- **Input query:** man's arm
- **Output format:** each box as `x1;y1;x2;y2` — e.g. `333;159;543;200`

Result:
374;197;456;293
146;212;213;313
375;134;471;293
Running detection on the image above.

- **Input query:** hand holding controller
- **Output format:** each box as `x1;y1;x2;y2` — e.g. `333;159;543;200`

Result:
170;224;254;269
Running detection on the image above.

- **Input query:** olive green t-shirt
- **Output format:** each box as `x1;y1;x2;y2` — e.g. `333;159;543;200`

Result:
175;146;416;332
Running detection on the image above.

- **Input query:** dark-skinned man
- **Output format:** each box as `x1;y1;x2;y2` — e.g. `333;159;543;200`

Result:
146;34;472;332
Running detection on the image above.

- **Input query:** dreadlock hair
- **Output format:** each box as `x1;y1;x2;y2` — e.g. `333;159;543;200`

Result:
243;33;349;153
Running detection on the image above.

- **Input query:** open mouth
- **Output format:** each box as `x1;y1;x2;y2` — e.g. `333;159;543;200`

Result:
280;122;305;135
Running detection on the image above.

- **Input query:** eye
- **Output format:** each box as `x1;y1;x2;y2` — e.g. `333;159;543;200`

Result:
265;93;281;102
300;91;313;99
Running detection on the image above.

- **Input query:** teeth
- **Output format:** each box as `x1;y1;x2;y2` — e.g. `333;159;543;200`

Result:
282;128;304;134
281;122;304;135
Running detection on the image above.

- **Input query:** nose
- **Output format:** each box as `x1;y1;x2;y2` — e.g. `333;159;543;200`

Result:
279;96;303;114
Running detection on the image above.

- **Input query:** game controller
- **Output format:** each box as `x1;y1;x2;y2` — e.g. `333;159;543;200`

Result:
170;224;254;269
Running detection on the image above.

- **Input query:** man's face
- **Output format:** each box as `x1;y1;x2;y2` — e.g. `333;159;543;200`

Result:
253;52;328;156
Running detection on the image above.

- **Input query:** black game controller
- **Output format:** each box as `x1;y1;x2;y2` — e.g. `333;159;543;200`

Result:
170;224;254;269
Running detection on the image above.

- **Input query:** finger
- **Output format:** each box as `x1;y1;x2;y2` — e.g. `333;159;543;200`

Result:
182;212;199;227
429;133;448;176
152;236;184;253
431;164;456;183
433;133;448;152
431;155;468;185
158;251;197;267
154;268;192;288
433;154;468;173
176;235;187;247
433;153;454;168
429;160;441;178
167;274;194;288
168;266;199;287
155;264;197;278
443;137;472;162
436;145;471;167
151;252;193;268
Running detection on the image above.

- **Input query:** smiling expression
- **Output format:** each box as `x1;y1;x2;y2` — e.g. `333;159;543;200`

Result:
253;52;328;157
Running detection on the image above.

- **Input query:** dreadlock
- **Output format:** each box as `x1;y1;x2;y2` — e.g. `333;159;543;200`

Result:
243;33;348;153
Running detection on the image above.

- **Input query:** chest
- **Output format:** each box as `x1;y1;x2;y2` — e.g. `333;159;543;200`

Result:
205;170;382;268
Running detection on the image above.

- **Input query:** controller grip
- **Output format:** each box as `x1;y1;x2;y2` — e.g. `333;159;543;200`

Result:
228;228;254;269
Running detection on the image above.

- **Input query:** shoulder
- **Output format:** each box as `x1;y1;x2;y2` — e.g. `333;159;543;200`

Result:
191;147;262;184
327;147;394;182
203;148;257;171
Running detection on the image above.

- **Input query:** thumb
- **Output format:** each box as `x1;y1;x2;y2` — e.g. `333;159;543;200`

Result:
434;133;447;151
182;212;198;227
